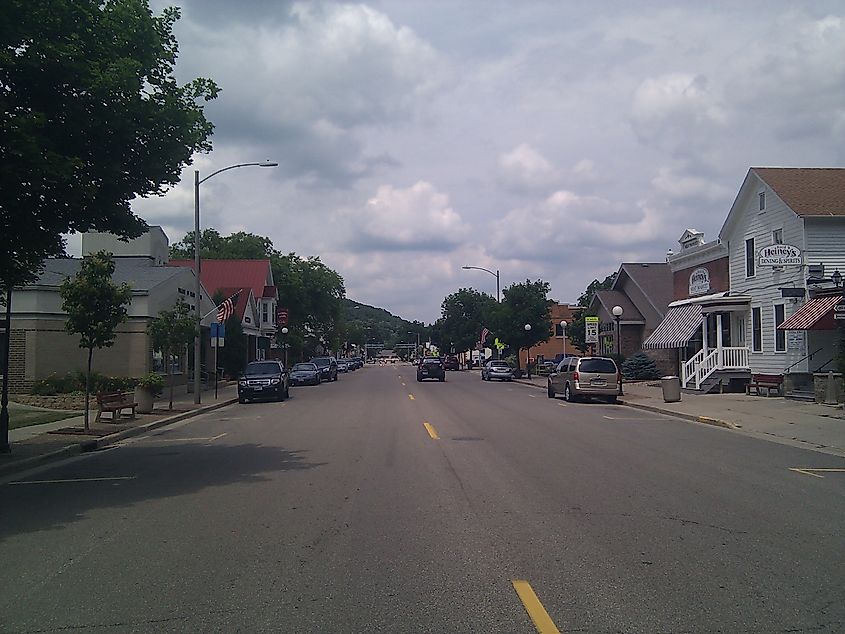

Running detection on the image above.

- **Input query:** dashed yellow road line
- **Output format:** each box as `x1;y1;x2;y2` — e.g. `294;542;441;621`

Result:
512;580;562;634
528;394;537;398
557;402;567;408
401;382;406;386
9;476;137;486
789;468;845;478
423;422;440;440
408;394;415;401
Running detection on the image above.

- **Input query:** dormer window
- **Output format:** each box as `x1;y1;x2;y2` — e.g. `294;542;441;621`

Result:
758;191;765;211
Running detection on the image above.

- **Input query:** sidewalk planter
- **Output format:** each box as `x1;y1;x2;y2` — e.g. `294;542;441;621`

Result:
134;373;164;414
814;372;844;405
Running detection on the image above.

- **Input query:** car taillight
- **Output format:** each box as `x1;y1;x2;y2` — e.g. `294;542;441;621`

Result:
573;371;579;382
617;372;622;383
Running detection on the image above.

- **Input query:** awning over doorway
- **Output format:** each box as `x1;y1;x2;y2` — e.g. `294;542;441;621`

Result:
642;303;702;349
777;295;841;330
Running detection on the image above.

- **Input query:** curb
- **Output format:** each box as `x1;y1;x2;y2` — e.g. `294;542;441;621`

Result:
0;397;237;478
512;377;737;429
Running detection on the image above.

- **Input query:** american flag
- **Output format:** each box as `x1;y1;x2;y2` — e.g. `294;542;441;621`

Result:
216;289;242;323
480;327;490;343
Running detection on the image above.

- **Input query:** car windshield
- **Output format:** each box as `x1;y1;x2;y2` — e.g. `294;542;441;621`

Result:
579;359;617;373
292;363;317;371
311;358;331;368
422;358;441;365
244;362;280;375
490;361;509;368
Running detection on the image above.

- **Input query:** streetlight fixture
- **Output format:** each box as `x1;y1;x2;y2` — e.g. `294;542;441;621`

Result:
560;320;567;358
524;323;532;379
280;327;289;368
462;265;501;359
611;305;624;396
193;161;278;403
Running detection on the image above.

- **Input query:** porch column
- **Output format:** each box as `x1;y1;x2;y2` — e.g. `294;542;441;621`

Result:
701;314;708;355
716;313;724;369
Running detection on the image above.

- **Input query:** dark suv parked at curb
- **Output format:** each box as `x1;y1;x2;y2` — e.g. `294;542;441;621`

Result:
238;361;290;403
417;357;446;382
310;356;338;382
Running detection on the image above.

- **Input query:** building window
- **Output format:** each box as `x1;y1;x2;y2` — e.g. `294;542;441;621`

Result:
745;237;755;277
759;191;766;211
262;302;268;323
772;228;783;245
736;317;746;346
751;307;762;352
554;323;564;337
774;304;786;352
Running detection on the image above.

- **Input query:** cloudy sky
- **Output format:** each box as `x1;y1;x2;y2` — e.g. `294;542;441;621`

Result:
91;1;845;323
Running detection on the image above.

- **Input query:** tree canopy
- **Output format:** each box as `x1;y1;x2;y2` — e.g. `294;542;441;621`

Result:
1;0;218;288
148;298;196;409
494;279;553;364
435;288;497;354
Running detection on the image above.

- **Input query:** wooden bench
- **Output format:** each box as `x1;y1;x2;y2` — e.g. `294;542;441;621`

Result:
745;374;783;397
95;391;137;423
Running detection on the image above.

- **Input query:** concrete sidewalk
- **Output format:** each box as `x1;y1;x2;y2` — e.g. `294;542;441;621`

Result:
513;373;845;457
0;384;239;477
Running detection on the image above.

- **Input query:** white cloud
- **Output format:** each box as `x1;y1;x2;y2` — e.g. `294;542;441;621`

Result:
499;143;558;190
339;181;470;251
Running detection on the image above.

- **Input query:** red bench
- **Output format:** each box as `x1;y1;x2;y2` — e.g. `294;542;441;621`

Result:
745;374;783;397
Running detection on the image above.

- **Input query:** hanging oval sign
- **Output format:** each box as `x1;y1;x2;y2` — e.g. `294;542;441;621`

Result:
758;244;802;266
688;267;710;296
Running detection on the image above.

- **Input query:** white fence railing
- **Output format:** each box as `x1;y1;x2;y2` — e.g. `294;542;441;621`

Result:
682;346;750;389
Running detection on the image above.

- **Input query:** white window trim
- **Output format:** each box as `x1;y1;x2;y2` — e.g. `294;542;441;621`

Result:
751;306;763;353
773;302;786;353
758;191;766;212
745;237;756;279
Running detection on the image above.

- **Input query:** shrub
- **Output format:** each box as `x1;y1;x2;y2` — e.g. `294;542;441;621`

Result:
621;352;662;380
136;373;164;397
30;379;59;396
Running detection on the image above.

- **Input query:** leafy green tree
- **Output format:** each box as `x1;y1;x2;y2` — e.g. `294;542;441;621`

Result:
436;288;497;355
169;229;274;260
1;1;218;290
494;280;553;369
60;252;132;430
568;273;617;353
147;299;197;410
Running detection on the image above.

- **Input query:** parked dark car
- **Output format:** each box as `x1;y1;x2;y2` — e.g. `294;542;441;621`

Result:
310;356;338;382
289;362;321;386
443;355;460;371
417;357;446;382
238;361;290;403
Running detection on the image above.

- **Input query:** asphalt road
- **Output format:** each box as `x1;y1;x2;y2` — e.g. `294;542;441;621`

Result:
1;365;844;633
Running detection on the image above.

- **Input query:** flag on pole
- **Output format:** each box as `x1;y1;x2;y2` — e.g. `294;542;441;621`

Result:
216;289;242;323
480;327;490;343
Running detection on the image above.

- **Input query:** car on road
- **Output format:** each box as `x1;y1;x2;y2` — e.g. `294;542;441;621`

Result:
416;357;446;382
337;359;349;373
443;355;460;371
238;360;290;403
289;362;321;386
547;356;619;403
310;356;338;382
481;360;515;381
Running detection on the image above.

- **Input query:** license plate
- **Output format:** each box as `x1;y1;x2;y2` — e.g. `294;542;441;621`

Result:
253;386;263;391
591;379;606;386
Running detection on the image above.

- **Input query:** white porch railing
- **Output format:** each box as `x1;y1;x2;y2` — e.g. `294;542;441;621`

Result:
681;346;750;389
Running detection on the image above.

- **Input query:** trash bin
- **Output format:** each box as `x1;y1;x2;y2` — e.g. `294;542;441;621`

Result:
661;376;681;403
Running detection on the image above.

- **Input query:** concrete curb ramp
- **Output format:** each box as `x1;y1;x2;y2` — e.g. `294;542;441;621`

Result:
0;398;237;478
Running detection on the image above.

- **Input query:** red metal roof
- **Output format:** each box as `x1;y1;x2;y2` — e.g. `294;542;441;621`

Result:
169;259;274;299
216;287;251;320
777;295;841;330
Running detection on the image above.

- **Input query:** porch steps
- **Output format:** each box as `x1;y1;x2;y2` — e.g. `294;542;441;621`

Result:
785;389;815;402
684;370;751;394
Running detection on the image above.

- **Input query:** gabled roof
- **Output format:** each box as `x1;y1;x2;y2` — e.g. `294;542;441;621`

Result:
168;259;275;300
616;263;673;318
753;167;845;217
592;289;644;323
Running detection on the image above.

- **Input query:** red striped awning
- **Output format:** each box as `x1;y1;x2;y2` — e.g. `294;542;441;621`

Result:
777;295;841;330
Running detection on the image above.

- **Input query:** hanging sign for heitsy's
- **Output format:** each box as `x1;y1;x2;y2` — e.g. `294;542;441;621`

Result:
758;244;802;267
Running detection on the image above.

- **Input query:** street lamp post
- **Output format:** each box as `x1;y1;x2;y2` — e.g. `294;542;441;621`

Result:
560;320;567;357
0;287;12;453
193;161;278;404
612;305;624;396
524;323;532;379
280;327;289;368
408;331;420;361
462;265;501;358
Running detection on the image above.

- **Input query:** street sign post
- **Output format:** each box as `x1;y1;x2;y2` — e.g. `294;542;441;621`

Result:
585;316;599;344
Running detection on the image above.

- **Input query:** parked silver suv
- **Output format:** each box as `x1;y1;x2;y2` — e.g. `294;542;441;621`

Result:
547;356;619;403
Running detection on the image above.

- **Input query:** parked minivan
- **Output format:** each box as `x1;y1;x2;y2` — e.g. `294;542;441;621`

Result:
547;356;619;403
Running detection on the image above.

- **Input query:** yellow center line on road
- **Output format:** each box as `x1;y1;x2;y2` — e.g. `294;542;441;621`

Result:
789;468;845;478
528;394;537;398
512;580;562;634
557;402;567;407
9;476;137;486
401;382;406;386
423;422;440;440
408;394;415;401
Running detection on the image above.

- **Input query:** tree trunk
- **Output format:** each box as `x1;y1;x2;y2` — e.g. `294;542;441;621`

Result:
84;347;93;431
